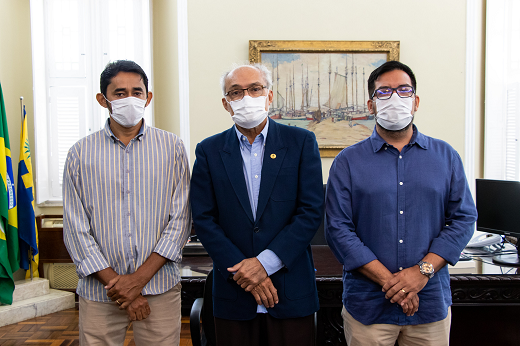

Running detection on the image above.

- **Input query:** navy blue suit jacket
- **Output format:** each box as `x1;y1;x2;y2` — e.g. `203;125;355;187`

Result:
191;118;323;320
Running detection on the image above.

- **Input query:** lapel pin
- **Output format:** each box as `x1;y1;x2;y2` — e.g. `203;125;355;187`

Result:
270;154;276;159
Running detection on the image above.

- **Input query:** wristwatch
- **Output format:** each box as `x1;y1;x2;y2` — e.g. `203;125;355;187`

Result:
417;261;435;279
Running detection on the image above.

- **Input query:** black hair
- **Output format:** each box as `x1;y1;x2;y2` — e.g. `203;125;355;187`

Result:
100;60;148;96
367;61;416;99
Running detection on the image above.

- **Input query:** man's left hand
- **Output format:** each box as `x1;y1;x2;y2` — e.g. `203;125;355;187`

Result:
382;266;429;306
227;258;268;292
105;273;145;309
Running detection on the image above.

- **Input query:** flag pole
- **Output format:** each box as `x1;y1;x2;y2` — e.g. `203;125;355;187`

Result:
20;96;33;281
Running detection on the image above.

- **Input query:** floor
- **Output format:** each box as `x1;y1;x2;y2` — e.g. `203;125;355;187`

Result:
0;308;193;345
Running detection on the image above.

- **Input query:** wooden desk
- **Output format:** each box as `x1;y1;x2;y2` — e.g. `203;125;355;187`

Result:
180;246;520;346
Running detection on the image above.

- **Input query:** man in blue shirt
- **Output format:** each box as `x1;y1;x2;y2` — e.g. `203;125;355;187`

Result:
325;61;477;346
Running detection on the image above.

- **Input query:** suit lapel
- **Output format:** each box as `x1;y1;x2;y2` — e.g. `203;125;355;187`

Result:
255;119;286;223
220;127;254;223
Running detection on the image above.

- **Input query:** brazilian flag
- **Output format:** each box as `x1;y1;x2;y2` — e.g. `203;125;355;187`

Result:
18;105;39;278
0;82;19;305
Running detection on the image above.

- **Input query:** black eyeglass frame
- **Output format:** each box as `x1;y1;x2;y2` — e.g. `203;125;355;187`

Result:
224;85;268;101
371;85;415;100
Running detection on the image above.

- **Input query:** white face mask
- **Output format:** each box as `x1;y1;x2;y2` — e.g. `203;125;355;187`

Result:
375;95;414;131
227;95;268;129
105;96;147;128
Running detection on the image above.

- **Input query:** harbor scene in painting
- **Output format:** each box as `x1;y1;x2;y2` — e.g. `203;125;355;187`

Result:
262;53;386;148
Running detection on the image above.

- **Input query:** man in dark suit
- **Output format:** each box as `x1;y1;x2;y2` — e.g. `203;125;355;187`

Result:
191;63;323;346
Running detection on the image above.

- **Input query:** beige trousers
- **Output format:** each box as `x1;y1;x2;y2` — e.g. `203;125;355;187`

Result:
79;283;182;346
342;306;451;346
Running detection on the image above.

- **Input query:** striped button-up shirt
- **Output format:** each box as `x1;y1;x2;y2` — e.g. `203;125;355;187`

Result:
63;120;191;302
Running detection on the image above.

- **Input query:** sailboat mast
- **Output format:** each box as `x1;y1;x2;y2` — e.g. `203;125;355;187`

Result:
285;78;288;117
276;56;279;112
292;64;296;112
328;56;332;117
355;66;358;112
301;63;304;112
345;55;349;113
363;67;366;113
317;56;321;112
351;54;355;113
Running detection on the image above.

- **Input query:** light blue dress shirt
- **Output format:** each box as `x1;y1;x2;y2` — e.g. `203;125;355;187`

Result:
234;120;283;313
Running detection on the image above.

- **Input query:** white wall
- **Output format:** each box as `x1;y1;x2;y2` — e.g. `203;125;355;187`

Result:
187;0;469;180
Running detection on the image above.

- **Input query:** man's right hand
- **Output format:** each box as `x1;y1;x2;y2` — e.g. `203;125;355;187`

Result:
401;293;419;316
250;277;279;308
126;294;151;321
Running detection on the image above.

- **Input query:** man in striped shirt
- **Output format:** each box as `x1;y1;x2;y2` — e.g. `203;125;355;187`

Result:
63;60;191;345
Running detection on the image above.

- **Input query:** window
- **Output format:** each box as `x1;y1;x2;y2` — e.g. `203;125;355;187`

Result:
484;0;520;181
30;0;153;204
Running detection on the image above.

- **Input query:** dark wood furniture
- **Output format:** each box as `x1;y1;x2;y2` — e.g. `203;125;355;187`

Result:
181;246;520;346
36;214;73;278
36;217;520;345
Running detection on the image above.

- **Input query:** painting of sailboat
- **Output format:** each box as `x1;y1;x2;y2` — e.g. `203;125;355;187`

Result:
262;52;387;150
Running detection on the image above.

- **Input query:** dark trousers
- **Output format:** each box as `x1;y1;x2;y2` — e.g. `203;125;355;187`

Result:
214;313;315;346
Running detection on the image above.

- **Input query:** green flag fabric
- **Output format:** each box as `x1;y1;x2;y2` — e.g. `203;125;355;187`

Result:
0;82;19;305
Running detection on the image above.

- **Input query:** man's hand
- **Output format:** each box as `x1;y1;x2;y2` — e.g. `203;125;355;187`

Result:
250;277;279;308
400;293;419;316
105;273;146;309
227;258;268;292
382;266;429;306
126;295;151;321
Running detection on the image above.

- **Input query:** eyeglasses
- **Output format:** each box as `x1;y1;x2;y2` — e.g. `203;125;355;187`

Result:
225;85;267;101
371;86;415;100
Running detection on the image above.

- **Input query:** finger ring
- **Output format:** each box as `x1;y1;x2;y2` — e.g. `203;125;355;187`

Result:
116;300;122;306
401;289;406;294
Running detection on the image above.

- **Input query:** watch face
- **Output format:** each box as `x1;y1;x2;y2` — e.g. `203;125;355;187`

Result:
422;262;434;274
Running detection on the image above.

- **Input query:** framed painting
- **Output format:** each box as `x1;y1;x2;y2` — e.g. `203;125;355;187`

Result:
249;40;400;157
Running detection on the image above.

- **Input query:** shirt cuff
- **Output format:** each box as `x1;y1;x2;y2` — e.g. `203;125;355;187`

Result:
153;237;183;263
257;249;284;276
75;253;110;279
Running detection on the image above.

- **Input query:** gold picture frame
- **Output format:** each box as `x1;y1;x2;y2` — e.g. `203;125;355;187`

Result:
249;40;400;157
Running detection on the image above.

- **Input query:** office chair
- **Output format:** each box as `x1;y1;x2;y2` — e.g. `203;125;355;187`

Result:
190;270;216;346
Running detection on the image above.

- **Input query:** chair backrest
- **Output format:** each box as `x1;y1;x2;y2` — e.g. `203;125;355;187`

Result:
201;270;216;346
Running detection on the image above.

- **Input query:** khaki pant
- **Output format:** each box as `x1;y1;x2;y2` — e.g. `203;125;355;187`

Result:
79;283;182;346
342;306;451;346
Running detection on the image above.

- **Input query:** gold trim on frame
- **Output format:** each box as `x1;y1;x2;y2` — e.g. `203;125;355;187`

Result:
249;40;400;158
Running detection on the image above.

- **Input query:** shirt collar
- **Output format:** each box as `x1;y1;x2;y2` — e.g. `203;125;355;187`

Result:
234;119;269;146
370;124;427;152
104;118;147;142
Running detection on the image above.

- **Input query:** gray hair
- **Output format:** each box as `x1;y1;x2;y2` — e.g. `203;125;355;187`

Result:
220;63;273;95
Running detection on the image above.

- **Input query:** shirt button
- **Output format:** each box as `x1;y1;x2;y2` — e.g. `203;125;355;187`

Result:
255;175;258;179
399;155;402;159
254;153;257;157
399;182;403;185
399;267;403;271
128;212;131;216
399;239;403;244
384;147;387;150
254;227;260;233
400;211;403;214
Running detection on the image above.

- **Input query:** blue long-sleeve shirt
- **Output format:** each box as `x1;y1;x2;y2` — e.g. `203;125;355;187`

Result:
325;125;477;326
